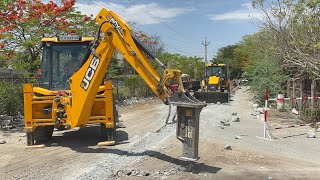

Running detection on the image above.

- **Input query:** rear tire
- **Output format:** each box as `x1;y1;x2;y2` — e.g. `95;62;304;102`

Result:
100;99;118;141
100;123;116;141
33;126;54;143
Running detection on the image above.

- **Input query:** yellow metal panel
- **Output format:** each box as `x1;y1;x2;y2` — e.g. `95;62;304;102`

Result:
96;9;165;100
41;37;93;42
32;119;54;122
82;37;94;42
41;37;58;42
98;85;106;92
33;100;53;104
33;123;55;126
205;63;226;67
33;87;59;95
23;84;33;128
88;120;105;123
104;81;114;128
69;37;115;128
208;76;220;85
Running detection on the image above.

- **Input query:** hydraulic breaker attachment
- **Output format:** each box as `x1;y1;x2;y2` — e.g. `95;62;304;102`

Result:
169;92;206;161
194;91;229;103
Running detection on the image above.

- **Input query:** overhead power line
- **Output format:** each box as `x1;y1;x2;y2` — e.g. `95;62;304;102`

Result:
87;0;202;56
126;0;199;43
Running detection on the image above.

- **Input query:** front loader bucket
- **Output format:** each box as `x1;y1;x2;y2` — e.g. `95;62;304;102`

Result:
194;91;229;103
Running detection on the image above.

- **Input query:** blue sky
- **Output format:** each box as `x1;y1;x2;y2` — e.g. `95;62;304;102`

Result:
74;0;261;60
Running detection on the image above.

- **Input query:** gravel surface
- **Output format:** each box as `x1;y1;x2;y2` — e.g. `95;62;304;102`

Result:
1;86;320;179
199;86;320;164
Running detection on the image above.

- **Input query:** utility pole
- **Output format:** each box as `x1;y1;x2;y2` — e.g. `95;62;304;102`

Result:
202;37;210;63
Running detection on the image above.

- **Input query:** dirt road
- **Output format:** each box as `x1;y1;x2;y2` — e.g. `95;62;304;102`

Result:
1;87;320;179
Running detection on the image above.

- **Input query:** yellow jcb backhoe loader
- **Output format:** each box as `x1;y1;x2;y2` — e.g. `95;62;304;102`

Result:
194;63;230;103
23;8;206;161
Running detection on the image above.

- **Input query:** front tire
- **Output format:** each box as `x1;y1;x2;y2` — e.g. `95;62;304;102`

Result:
33;126;54;143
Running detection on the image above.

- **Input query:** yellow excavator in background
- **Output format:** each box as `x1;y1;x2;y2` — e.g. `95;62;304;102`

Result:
194;63;230;103
23;8;206;161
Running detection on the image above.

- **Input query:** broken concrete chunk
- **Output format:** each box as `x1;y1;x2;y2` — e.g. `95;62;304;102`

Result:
220;119;230;126
0;140;6;144
231;112;237;116
234;135;241;139
140;170;150;176
292;108;299;115
217;102;221;105
251;111;260;116
122;168;133;176
232;116;240;122
307;130;316;138
219;124;225;129
0;115;13;121
116;171;125;177
224;144;232;150
130;170;139;176
257;107;264;113
116;122;126;128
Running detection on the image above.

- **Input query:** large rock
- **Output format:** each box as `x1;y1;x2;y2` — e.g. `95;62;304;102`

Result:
253;103;259;108
292;108;299;115
307;130;316;138
224;144;232;150
122;168;133;176
0;140;6;144
257;107;264;113
232;116;240;122
116;121;126;128
0;115;13;121
220;119;230;126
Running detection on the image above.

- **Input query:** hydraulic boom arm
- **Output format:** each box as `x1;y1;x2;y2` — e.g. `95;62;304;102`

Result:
69;8;206;161
69;8;184;127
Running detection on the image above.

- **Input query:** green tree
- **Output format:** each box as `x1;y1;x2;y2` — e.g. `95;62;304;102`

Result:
234;30;288;103
252;0;320;78
158;53;205;78
0;0;97;71
211;45;242;78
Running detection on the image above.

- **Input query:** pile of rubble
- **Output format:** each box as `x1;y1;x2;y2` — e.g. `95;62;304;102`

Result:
219;112;240;129
114;166;186;178
0;113;24;130
119;97;155;106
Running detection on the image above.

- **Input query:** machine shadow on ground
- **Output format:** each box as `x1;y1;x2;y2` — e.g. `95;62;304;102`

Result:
43;126;221;175
45;125;129;148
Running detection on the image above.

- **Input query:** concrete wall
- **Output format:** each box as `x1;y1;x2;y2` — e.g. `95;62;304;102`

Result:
0;67;26;79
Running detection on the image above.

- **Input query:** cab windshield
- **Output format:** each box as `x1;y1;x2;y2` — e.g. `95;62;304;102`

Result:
205;66;224;77
40;42;90;90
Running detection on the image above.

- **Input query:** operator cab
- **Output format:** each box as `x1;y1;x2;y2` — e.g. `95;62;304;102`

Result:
39;35;94;90
205;64;227;78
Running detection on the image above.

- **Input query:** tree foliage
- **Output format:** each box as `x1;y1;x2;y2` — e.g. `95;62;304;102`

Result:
237;31;288;103
252;0;320;78
158;53;205;78
0;82;23;115
211;45;242;79
0;0;97;71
